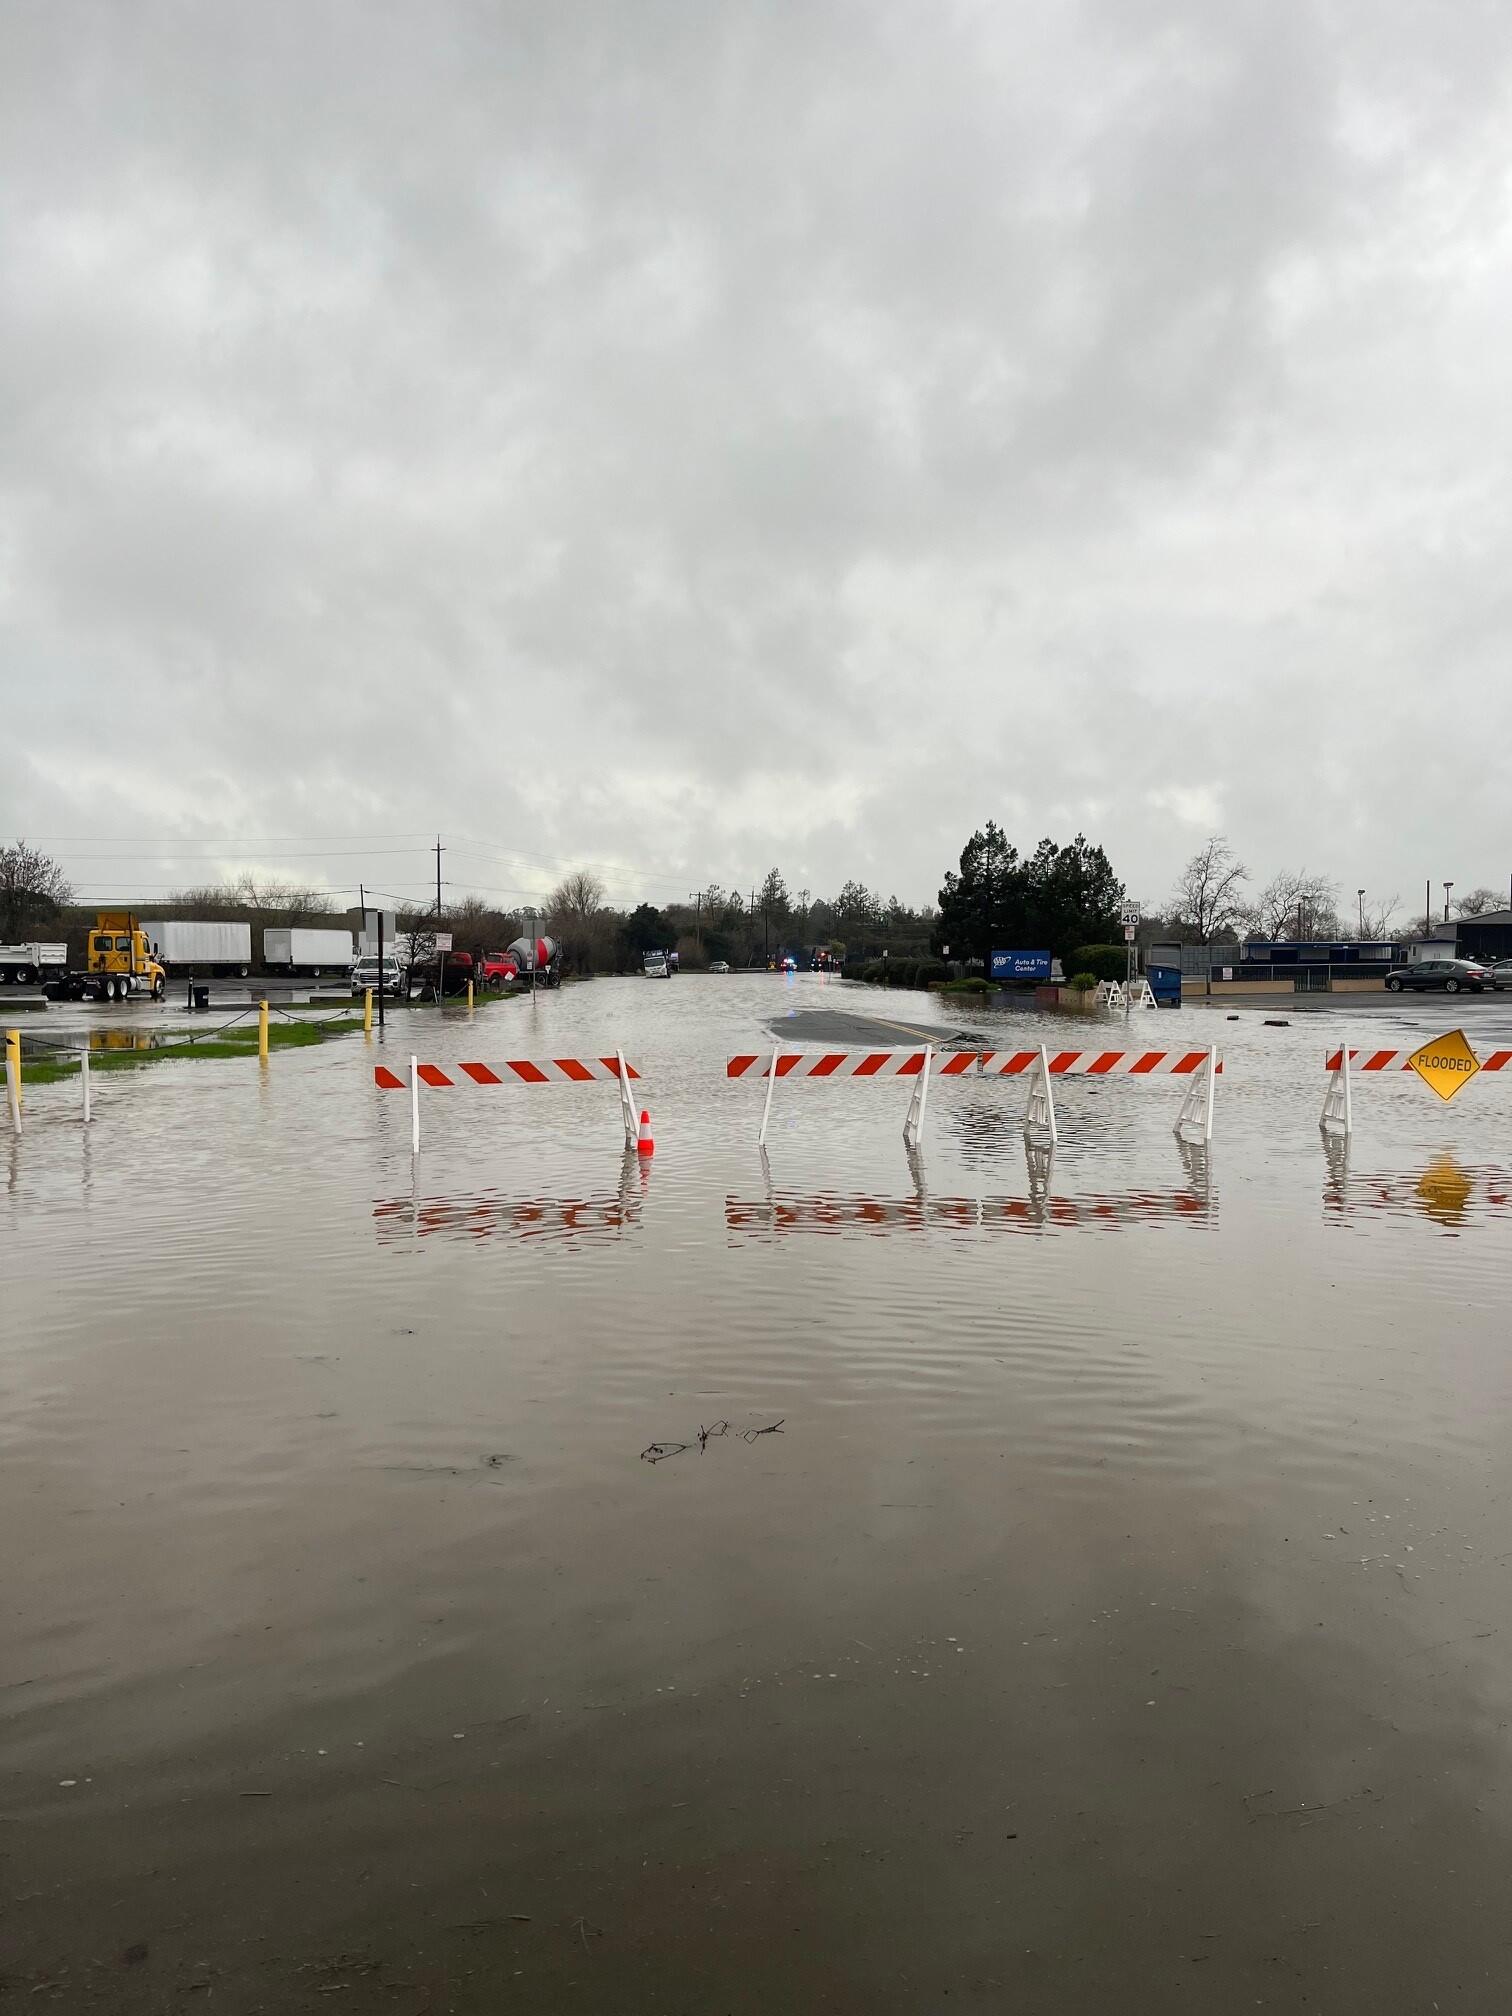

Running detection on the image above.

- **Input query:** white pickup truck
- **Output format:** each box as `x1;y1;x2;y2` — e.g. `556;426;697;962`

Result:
0;942;67;986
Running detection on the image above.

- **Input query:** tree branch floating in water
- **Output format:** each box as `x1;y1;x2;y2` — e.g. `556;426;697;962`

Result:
640;1420;785;1464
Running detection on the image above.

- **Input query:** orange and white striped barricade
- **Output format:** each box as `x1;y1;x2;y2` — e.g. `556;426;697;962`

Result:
374;1049;642;1154
725;1185;1215;1240
725;1044;1222;1146
1320;1038;1512;1136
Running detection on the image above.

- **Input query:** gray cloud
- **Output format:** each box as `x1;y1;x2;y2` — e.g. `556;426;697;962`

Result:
3;0;1511;915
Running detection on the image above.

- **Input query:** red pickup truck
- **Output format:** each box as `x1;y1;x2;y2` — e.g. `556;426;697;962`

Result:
478;950;520;985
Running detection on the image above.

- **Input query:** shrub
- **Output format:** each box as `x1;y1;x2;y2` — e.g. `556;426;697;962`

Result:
1067;972;1099;992
1072;943;1130;983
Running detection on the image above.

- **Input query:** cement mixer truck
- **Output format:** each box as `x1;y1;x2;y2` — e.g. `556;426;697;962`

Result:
507;933;561;988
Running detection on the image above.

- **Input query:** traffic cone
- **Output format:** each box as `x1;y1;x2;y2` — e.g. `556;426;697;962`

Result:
637;1107;655;1157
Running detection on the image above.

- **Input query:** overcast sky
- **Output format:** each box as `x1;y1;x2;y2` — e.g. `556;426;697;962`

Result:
3;0;1510;921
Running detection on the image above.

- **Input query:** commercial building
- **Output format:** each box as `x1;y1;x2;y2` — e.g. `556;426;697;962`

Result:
1149;939;1401;997
1453;911;1512;964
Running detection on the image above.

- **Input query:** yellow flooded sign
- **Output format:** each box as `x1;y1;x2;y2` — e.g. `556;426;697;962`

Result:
1407;1028;1480;1101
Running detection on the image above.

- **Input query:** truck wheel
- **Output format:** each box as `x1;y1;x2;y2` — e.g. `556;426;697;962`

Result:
151;975;165;1000
17;966;35;986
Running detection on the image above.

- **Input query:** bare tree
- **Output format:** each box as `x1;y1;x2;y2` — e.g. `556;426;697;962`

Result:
0;840;72;940
170;873;332;924
1170;836;1247;943
1244;870;1340;940
1358;893;1400;938
1455;886;1503;917
549;869;606;921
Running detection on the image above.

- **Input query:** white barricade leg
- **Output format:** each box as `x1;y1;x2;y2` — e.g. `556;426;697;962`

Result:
1174;1046;1217;1143
1320;1044;1353;1136
903;1046;932;1146
758;1044;782;1147
410;1055;421;1154
617;1048;638;1150
1024;1046;1058;1144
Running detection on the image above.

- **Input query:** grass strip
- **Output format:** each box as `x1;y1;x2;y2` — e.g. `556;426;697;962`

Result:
20;1017;364;1084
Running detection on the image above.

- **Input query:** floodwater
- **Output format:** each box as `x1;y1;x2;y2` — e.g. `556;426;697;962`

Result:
5;973;1512;2012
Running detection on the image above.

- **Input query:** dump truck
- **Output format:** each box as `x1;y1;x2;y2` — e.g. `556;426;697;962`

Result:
140;920;253;976
43;912;167;1002
0;942;68;986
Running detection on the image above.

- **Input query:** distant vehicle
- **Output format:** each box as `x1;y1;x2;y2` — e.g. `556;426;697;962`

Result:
709;960;731;974
643;953;670;979
0;941;67;987
43;911;166;1002
479;950;520;985
263;927;356;977
141;920;252;977
1386;958;1489;993
352;954;406;997
508;934;561;988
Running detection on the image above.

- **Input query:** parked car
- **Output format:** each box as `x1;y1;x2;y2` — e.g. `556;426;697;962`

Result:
709;960;731;974
643;953;670;979
1491;960;1512;992
1385;958;1489;993
479;950;520;985
352;954;406;997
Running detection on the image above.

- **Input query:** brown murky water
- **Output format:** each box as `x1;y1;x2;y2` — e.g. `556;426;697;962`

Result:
5;975;1512;2011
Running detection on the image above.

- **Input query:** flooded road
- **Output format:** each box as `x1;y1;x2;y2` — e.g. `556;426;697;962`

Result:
5;973;1512;2011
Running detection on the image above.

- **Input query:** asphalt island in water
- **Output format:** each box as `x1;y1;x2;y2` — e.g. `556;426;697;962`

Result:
6;971;1512;2012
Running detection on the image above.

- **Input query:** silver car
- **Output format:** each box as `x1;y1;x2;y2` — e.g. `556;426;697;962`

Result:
1490;960;1512;992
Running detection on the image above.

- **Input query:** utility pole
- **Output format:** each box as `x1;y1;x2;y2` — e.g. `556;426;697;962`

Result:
1443;880;1454;924
1357;888;1365;937
434;836;445;916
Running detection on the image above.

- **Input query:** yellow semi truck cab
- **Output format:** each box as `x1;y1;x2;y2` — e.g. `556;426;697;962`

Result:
84;913;166;1000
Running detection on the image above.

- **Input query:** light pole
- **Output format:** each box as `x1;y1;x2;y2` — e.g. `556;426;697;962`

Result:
1357;888;1365;936
521;905;540;995
1443;881;1454;924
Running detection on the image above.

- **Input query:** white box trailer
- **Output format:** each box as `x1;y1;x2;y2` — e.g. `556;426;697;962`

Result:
140;920;253;975
262;927;356;975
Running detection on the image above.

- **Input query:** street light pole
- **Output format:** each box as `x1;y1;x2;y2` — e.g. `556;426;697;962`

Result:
1357;888;1365;936
1444;880;1454;924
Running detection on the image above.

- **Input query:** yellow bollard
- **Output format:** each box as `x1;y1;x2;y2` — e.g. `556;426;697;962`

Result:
5;1028;19;1113
467;979;474;1013
258;998;269;1062
363;986;373;1034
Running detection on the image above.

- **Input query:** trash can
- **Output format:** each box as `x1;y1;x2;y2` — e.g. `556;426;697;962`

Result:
193;985;210;1014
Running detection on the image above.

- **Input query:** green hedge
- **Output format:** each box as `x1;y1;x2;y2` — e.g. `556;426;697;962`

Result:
1072;943;1130;983
845;957;948;990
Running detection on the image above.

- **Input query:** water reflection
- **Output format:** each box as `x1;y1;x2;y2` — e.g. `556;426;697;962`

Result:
374;1149;649;1247
1323;1147;1512;1231
731;1135;1215;1240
